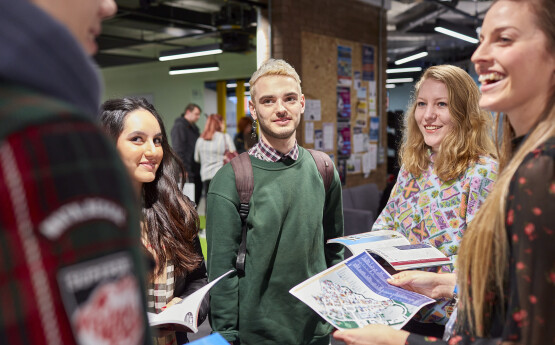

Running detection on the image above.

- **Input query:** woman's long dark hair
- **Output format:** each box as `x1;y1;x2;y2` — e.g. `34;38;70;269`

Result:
100;97;201;277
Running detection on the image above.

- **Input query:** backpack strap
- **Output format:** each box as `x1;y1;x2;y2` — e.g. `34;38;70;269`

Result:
230;149;332;276
230;152;253;275
307;149;334;193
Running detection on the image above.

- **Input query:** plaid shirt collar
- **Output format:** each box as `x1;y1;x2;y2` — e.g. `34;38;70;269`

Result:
248;138;299;162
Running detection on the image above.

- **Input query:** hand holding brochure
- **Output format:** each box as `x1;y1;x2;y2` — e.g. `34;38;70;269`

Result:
147;270;233;333
290;252;435;330
327;230;451;270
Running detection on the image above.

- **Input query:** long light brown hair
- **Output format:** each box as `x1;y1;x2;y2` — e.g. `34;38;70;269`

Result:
200;114;223;140
457;0;555;336
399;65;496;181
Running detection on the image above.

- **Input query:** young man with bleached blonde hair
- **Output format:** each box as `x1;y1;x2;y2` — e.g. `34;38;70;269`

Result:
206;59;344;345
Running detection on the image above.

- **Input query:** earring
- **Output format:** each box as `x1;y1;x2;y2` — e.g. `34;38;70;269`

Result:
251;120;258;139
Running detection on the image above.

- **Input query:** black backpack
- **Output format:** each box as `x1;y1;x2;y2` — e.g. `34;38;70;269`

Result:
230;150;334;275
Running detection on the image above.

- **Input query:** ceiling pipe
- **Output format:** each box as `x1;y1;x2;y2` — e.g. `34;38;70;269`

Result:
427;0;479;21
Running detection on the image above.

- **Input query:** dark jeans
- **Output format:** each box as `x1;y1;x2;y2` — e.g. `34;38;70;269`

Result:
193;176;203;206
203;180;212;196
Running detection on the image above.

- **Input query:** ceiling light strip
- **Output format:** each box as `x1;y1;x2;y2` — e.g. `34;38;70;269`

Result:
169;63;220;75
434;27;478;44
386;67;423;74
160;49;223;61
395;52;428;65
386;78;414;83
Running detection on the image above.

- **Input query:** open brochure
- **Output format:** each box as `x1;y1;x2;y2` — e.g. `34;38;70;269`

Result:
290;252;435;330
327;230;451;270
147;269;234;333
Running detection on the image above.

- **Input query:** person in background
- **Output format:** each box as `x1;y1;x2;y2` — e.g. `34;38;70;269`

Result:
334;0;554;343
100;98;208;345
0;0;153;344
371;65;498;337
194;114;236;193
171;103;203;205
234;116;258;154
206;59;344;345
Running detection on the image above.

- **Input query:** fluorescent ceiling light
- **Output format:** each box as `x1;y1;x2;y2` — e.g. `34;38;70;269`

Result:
386;77;414;83
385;84;396;89
434;27;479;44
386;67;422;74
434;20;479;44
169;63;220;75
226;82;250;88
395;52;428;65
160;43;222;61
394;47;428;65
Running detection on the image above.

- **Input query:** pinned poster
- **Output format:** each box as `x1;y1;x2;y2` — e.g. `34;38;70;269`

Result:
305;121;314;144
305;99;322;121
337;86;351;121
355;101;368;127
362;144;378;177
353;126;366;153
337;122;352;157
314;129;324;150
322;123;335;152
337;45;353;86
337;159;347;185
362;44;375;81
347;155;362;174
369;117;380;142
368;81;377;117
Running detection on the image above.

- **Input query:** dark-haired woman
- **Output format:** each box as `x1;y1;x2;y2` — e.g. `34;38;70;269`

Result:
100;98;208;345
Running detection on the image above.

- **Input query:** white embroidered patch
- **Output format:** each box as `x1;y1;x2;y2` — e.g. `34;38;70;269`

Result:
40;198;126;239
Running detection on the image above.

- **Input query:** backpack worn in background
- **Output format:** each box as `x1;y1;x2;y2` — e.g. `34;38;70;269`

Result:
230;150;334;275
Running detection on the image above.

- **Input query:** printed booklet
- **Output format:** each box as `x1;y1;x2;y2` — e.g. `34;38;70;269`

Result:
148;270;233;333
290;252;435;330
327;230;451;270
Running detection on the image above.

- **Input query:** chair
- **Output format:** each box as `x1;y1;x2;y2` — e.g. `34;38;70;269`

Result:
341;183;381;257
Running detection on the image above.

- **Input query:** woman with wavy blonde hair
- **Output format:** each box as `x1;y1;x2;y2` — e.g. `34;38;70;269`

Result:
400;65;497;181
334;0;554;344
371;65;498;336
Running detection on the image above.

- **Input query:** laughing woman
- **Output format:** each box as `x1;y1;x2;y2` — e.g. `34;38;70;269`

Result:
100;98;208;345
334;0;555;344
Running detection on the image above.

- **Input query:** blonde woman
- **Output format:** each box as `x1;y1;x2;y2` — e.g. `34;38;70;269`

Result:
334;0;555;344
371;65;498;335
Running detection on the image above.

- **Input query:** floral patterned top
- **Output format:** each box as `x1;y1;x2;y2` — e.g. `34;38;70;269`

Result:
373;154;498;324
406;137;555;344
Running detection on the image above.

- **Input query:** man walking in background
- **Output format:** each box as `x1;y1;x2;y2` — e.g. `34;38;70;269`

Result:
171;103;203;205
0;0;151;344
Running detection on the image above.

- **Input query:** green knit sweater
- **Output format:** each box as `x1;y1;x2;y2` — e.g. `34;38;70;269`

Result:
206;147;344;345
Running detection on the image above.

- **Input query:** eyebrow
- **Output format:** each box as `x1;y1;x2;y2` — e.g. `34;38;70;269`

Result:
126;130;163;137
258;92;299;100
480;26;518;39
416;97;448;101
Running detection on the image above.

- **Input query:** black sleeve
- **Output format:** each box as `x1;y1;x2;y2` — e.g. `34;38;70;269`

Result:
234;133;245;154
173;236;209;325
171;121;191;173
503;143;555;344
